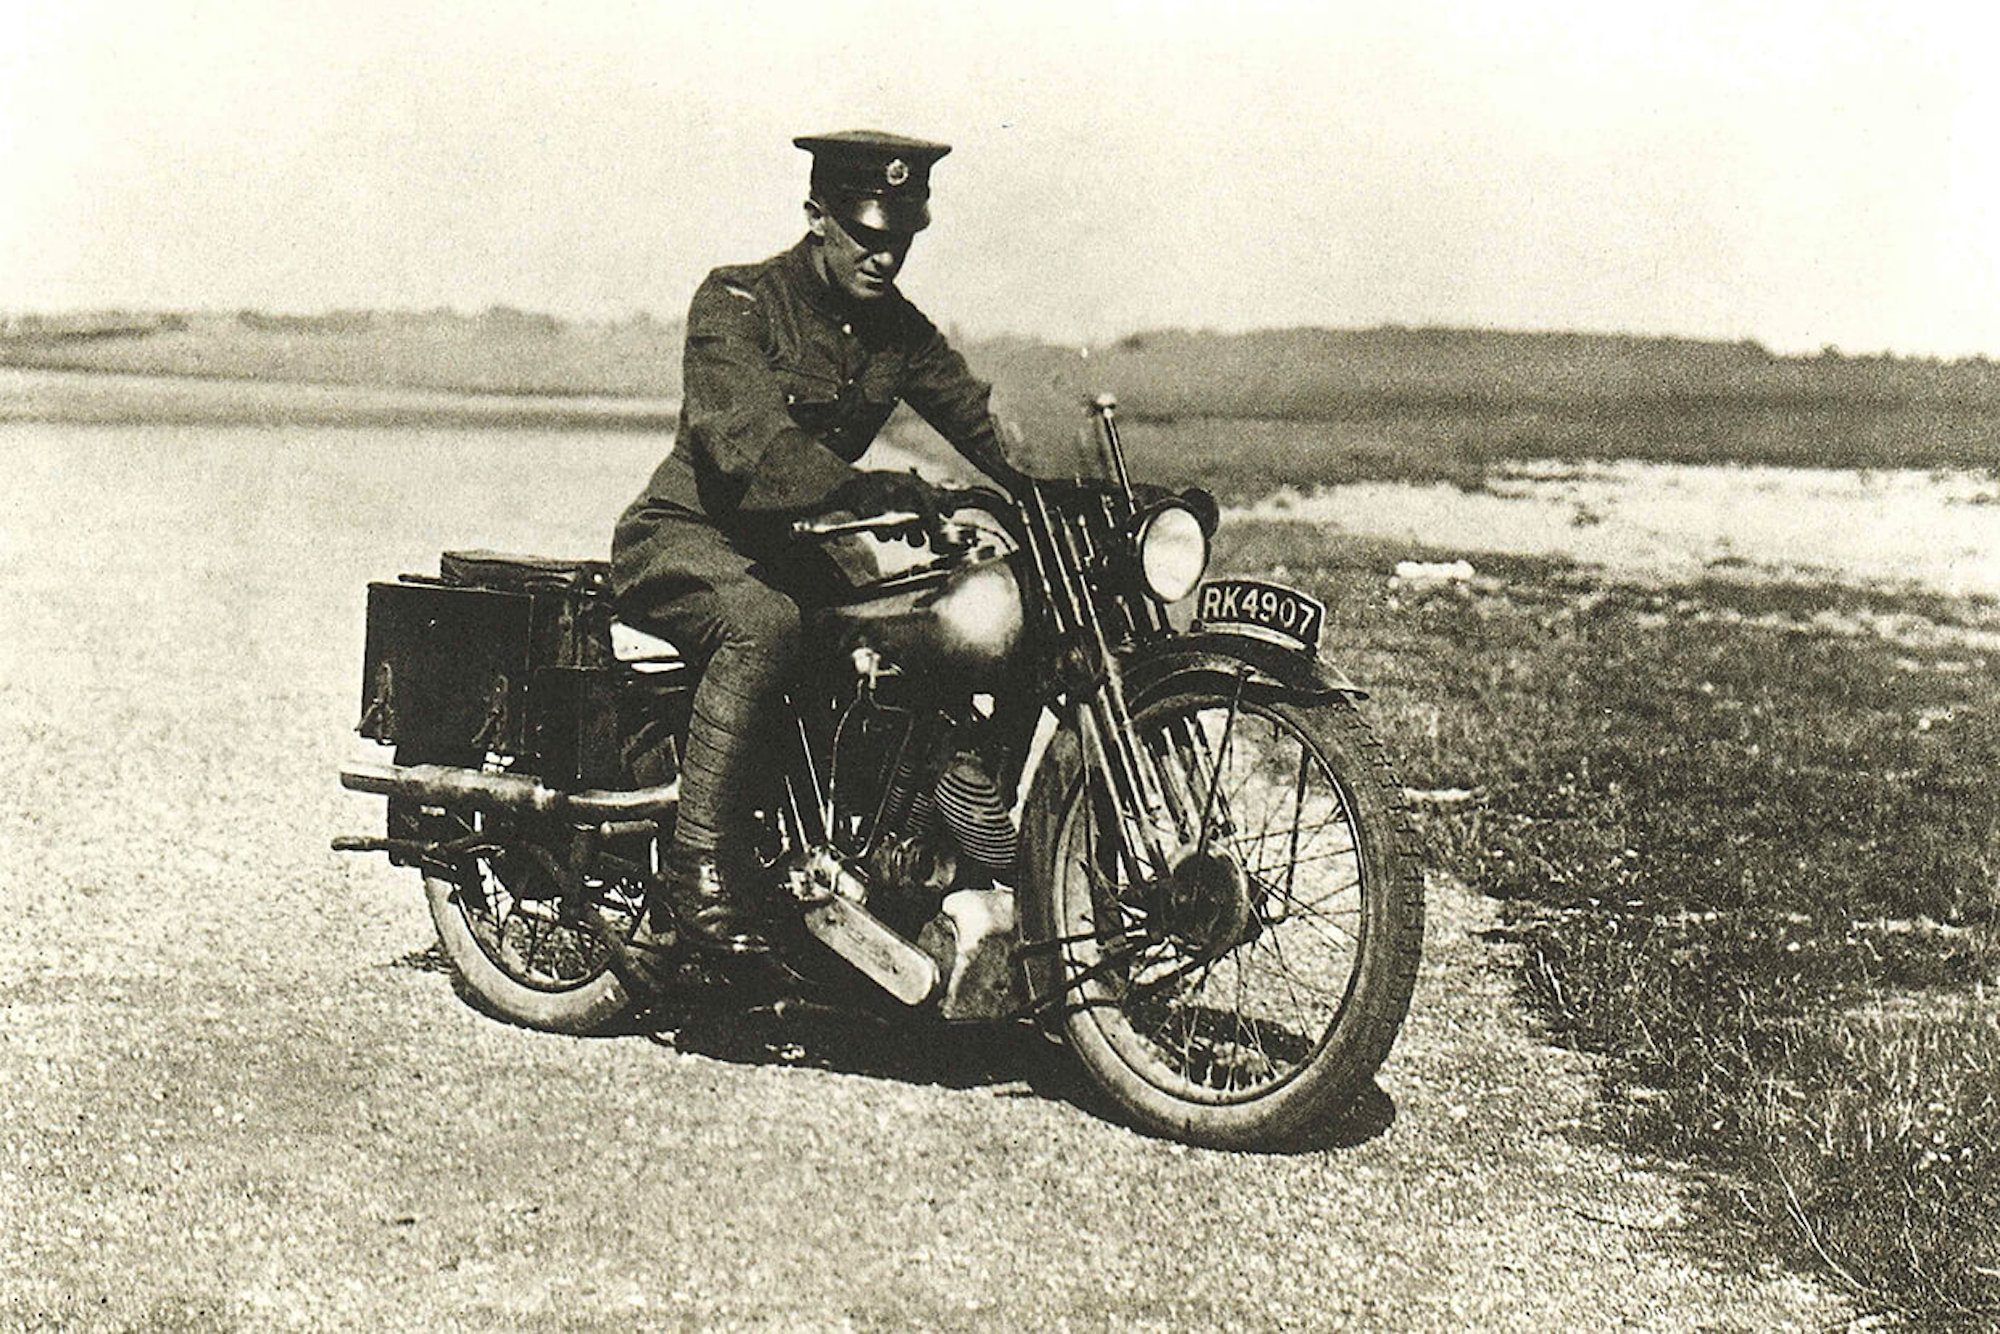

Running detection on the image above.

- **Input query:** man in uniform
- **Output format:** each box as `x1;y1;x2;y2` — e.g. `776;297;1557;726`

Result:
611;130;1020;969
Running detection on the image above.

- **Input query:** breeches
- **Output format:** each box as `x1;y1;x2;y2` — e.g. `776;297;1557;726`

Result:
611;504;803;854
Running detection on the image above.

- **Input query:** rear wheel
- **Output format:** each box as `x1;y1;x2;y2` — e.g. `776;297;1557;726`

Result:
1023;674;1422;1148
420;810;648;1034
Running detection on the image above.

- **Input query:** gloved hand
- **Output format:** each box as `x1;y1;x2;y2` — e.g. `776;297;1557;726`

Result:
829;470;942;542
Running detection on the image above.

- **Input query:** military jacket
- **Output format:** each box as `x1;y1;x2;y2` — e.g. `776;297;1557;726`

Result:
627;239;1009;534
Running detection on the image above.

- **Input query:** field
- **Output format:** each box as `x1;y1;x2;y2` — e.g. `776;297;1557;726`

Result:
2;352;1996;1325
0;310;682;399
9;314;2000;491
1235;524;2000;1323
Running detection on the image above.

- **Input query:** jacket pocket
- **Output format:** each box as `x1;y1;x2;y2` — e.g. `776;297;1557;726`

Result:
779;368;841;431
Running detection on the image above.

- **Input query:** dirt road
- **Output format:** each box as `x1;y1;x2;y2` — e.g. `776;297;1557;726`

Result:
1;424;1853;1330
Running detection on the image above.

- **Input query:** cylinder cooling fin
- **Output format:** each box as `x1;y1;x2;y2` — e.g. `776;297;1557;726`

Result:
933;751;1017;872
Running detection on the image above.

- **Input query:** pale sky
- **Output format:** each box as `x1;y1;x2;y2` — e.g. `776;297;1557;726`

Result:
3;0;1994;357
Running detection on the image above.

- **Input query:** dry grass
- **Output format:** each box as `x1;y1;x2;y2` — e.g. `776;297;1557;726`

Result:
1219;521;2000;1325
1760;998;2000;1319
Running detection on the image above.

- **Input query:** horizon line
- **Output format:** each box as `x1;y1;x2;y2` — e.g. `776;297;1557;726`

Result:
0;304;1994;365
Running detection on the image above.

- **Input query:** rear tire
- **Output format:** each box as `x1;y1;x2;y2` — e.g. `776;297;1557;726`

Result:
1022;674;1422;1149
419;815;646;1035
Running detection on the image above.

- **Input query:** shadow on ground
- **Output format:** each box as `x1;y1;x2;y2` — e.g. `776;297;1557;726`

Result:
392;940;1396;1152
643;988;1397;1154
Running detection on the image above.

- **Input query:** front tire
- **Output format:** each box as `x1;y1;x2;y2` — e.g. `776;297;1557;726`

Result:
1023;674;1422;1149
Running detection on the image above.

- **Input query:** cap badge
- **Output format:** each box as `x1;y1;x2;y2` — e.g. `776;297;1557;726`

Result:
884;158;910;186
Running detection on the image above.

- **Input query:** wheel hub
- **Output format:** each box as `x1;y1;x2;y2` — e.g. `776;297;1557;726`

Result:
1161;846;1253;960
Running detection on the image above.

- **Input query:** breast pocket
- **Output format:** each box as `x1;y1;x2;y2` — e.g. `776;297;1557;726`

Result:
779;369;842;433
858;350;906;408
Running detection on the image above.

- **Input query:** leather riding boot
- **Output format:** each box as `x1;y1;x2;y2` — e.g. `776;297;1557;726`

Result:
664;849;772;956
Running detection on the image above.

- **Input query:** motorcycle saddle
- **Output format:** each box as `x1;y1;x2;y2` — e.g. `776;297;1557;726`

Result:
609;621;683;666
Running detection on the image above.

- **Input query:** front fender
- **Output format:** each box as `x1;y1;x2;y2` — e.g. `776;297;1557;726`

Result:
1119;630;1368;706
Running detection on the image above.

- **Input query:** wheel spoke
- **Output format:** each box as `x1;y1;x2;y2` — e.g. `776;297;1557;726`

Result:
1247;851;1360;885
1253;884;1354;927
453;843;634;992
1258;927;1320;1026
1259;925;1346;1001
1056;693;1396;1103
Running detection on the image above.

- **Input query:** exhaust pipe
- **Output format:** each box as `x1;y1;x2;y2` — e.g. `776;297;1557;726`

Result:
339;760;679;822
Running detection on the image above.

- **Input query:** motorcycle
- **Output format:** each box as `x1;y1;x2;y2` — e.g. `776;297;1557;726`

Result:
335;397;1422;1149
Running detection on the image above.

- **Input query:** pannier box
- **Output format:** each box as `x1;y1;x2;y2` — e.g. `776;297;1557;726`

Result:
358;551;625;786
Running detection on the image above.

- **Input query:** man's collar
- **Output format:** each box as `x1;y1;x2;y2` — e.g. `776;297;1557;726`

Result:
783;236;897;324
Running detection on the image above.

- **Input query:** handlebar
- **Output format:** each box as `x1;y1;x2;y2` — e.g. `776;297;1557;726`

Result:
790;510;927;539
790;485;1013;543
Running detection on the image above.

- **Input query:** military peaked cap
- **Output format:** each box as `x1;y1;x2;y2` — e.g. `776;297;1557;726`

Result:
795;129;952;235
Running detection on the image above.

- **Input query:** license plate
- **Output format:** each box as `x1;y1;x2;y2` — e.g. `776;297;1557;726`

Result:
1194;578;1325;652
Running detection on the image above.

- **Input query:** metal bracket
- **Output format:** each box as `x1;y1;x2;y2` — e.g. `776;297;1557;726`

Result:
1006;925;1165;1022
330;831;502;865
357;660;397;737
469;673;511;753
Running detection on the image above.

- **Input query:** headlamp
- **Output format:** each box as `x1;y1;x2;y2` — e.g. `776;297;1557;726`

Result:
1134;502;1210;603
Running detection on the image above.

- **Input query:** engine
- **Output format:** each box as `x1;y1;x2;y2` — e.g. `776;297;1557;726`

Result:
825;652;1018;934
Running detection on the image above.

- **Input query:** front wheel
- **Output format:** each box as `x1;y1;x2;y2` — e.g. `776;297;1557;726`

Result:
1022;675;1423;1149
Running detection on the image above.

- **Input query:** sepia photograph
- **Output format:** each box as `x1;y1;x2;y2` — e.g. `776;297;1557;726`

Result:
2;1;1994;1328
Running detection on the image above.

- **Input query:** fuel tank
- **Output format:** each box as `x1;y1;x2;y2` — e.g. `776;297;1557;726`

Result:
816;554;1025;682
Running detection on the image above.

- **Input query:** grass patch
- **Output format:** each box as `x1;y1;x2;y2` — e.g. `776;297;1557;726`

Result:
14;318;2000;487
1212;520;2000;1324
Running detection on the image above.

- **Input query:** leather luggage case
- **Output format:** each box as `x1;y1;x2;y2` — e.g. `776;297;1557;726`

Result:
358;551;621;784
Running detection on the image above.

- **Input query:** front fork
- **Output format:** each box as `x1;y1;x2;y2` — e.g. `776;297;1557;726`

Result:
1069;663;1244;889
1020;458;1240;892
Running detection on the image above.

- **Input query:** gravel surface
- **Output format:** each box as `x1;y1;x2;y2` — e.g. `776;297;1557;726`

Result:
0;423;1854;1330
